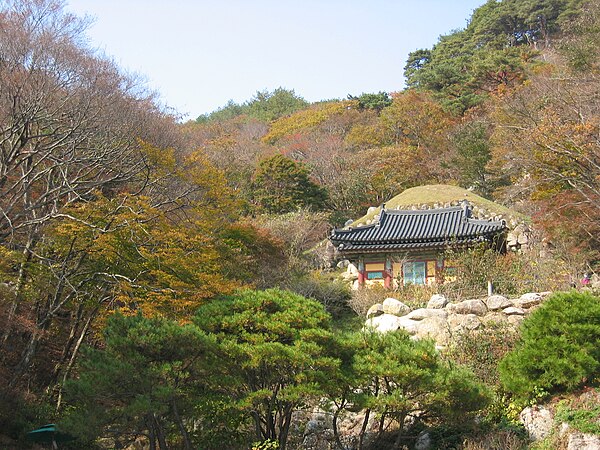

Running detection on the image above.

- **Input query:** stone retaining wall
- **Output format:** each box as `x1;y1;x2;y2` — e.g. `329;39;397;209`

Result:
364;291;551;347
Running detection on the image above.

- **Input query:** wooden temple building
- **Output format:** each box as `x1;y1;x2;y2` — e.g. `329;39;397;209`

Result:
330;201;507;288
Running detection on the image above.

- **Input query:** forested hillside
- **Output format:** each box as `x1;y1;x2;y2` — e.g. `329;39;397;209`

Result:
1;0;599;449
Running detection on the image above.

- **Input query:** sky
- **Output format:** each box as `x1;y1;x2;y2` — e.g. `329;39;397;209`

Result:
67;0;486;121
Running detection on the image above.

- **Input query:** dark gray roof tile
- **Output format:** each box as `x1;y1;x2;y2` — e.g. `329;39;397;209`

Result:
330;204;506;252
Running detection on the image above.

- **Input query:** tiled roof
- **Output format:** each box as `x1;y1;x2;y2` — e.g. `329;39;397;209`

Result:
330;203;506;253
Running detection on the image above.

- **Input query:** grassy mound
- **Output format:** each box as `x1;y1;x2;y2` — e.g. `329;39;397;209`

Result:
352;185;526;226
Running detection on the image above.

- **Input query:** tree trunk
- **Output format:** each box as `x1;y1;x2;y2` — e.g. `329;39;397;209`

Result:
392;413;407;449
51;303;85;384
1;236;35;347
147;417;157;450
332;405;346;450
251;411;264;441
55;309;96;410
9;328;42;387
357;408;371;450
171;399;192;450
154;414;168;450
374;412;387;444
278;403;294;450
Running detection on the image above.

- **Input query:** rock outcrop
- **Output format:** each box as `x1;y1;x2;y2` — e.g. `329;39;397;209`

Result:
520;406;554;441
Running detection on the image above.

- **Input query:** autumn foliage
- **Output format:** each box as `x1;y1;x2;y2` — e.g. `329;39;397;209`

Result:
2;0;600;448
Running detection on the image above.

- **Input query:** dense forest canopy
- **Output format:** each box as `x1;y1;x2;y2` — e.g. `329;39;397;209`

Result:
1;0;600;448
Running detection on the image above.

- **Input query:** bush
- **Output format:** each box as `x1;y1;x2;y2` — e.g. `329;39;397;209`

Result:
0;388;54;448
460;429;528;450
325;330;491;449
499;291;600;402
390;282;439;308
285;271;351;317
347;284;389;316
440;246;570;300
445;322;519;388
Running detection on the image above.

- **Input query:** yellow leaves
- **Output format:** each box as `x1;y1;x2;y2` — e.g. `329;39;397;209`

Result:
379;91;455;155
262;100;356;144
139;140;177;174
0;245;19;280
177;149;242;222
345;123;386;149
206;134;237;151
46;192;240;322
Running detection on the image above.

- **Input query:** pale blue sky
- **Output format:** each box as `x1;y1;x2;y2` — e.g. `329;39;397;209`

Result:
67;0;485;120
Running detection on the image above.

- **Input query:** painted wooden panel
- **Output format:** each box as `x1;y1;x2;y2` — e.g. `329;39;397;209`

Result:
367;271;384;280
427;260;436;277
392;262;400;278
365;262;385;271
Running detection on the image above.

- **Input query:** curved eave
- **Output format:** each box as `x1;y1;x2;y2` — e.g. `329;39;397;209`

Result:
333;230;507;255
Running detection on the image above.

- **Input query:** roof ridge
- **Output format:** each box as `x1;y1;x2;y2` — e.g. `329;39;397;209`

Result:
384;205;464;215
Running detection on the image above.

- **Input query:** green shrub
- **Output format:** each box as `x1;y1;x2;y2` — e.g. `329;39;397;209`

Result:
499;291;600;402
0;388;54;448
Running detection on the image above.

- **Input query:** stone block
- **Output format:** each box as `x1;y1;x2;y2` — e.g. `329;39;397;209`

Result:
486;294;512;311
406;308;448;321
503;306;525;315
448;299;487;316
427;294;448;309
382;297;411;316
518;292;542;308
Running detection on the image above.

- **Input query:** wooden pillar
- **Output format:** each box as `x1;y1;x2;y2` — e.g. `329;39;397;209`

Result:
357;258;365;286
384;257;392;289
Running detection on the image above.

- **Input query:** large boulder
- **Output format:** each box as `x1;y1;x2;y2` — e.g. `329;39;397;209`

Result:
406;308;448;321
485;295;513;311
336;259;350;269
520;406;554;441
518;292;543;308
427;294;448;309
366;303;384;318
396;316;420;335
413;316;451;346
365;314;402;333
342;264;359;281
347;263;359;276
481;312;508;324
447;299;487;316
507;314;525;326
382;298;411;316
366;314;420;335
415;431;433;450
